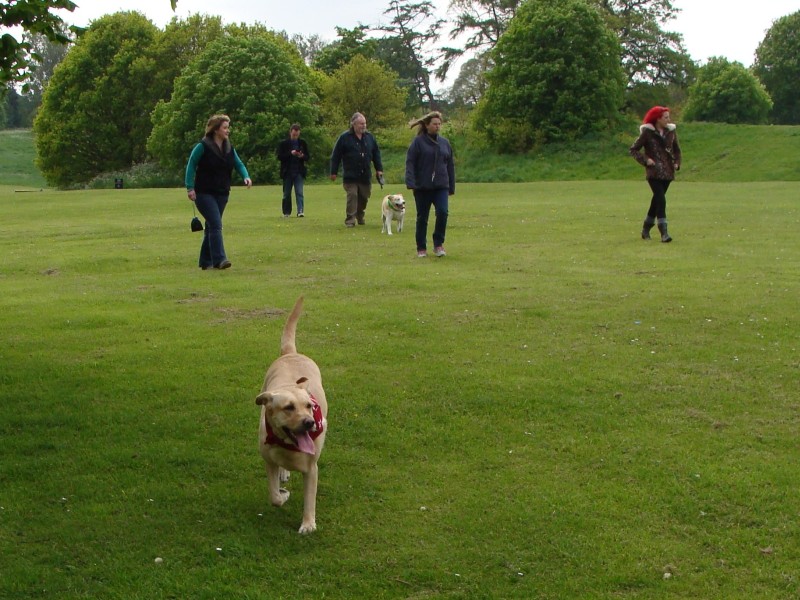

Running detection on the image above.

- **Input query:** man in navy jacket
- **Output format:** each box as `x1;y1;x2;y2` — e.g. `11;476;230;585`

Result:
330;112;383;227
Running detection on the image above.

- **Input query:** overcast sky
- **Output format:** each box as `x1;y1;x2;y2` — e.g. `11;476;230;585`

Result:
47;0;800;71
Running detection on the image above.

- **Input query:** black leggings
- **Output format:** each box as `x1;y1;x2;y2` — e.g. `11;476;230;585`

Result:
646;179;671;220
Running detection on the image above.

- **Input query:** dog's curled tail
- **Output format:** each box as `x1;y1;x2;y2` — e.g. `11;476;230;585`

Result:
280;296;304;355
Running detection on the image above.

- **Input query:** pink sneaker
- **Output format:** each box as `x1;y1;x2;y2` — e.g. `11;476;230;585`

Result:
417;249;428;258
433;246;446;257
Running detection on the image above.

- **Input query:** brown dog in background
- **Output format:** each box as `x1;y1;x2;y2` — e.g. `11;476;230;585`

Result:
256;297;328;534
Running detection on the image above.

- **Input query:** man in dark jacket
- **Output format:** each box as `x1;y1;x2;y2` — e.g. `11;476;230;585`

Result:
276;124;310;217
329;112;383;227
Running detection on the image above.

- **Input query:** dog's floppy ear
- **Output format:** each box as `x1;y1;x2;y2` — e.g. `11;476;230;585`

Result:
296;377;309;389
255;391;273;406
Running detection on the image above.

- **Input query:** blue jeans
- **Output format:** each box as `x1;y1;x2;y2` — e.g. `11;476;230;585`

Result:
282;174;304;215
414;188;449;250
194;192;228;268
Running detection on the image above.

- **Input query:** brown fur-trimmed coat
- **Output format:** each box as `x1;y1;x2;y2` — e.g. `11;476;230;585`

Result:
629;123;682;180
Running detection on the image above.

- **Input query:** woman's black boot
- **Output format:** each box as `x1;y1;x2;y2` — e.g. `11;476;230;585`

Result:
641;217;655;240
657;218;672;243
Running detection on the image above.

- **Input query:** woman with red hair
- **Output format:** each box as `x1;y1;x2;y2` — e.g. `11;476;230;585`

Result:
629;106;682;242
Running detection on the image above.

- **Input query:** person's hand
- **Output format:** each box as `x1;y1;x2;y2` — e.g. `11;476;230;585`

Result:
646;158;655;166
244;178;253;189
376;170;384;179
674;163;680;171
330;174;337;181
187;189;196;201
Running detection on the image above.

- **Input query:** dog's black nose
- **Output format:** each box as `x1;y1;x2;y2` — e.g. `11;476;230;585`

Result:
301;418;315;431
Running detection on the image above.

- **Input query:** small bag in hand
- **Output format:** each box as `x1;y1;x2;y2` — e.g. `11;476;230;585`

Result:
191;202;203;232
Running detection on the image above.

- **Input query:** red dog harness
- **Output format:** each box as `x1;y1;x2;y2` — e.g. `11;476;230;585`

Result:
264;394;324;455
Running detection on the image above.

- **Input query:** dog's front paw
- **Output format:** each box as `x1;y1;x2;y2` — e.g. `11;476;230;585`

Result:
271;487;290;507
279;468;290;483
298;520;317;534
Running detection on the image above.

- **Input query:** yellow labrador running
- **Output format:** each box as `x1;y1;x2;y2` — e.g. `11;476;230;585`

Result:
256;297;328;534
380;194;406;235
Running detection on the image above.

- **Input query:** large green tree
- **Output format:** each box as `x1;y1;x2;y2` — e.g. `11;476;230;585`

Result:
148;33;322;185
312;26;377;75
753;10;800;124
442;0;691;88
683;57;772;124
475;0;625;151
320;54;406;132
595;0;692;87
373;0;443;108
447;55;490;107
149;14;226;104
34;12;160;187
440;0;519;80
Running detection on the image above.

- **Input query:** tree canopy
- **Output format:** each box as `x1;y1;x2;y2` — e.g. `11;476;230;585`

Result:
753;10;800;125
148;33;323;185
312;26;377;75
594;0;692;87
683;57;772;125
475;0;625;151
320;54;406;132
33;12;161;187
373;0;443;108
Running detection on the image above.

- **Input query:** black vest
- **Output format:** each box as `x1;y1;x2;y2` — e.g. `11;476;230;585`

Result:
194;138;236;195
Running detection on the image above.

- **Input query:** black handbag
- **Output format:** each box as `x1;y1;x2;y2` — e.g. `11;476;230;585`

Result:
191;204;203;232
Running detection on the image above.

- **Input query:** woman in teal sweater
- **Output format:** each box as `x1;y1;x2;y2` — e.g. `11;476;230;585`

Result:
185;114;252;270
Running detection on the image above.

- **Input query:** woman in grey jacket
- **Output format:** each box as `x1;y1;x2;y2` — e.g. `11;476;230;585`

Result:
405;111;455;257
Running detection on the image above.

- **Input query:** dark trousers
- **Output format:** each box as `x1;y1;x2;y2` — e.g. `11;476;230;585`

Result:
343;181;371;225
282;173;304;215
194;192;228;268
646;179;671;220
414;188;449;250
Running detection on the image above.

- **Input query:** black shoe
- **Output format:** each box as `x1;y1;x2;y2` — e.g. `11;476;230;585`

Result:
215;260;232;269
357;219;365;225
201;265;212;270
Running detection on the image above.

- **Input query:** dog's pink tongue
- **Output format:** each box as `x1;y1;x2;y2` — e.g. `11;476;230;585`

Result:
297;432;316;455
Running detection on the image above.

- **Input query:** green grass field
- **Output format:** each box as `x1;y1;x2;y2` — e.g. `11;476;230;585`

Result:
0;130;47;189
1;180;798;599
